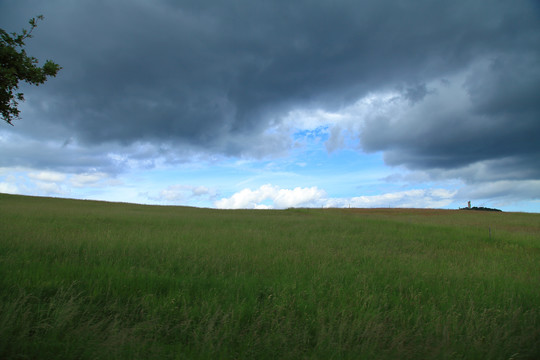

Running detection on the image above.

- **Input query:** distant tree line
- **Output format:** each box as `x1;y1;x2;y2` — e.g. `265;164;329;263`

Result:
460;206;502;212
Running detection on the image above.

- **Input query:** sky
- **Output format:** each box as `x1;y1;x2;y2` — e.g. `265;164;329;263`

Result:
1;0;540;211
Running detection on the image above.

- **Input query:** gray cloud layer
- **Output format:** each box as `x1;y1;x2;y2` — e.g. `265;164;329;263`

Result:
1;0;539;181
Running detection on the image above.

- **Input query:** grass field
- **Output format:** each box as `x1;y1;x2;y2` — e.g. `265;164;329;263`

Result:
0;193;539;359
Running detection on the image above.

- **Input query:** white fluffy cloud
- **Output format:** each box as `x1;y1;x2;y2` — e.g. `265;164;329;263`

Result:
0;181;19;194
327;189;457;209
151;185;213;203
70;172;110;188
215;185;456;210
215;184;327;209
28;171;67;182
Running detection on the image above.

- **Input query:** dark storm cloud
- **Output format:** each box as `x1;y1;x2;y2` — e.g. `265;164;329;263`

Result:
360;52;540;181
1;0;539;177
402;83;431;105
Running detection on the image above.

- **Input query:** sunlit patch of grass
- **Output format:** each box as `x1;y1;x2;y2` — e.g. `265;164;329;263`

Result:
0;194;539;359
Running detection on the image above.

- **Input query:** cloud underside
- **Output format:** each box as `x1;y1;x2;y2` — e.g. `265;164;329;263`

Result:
1;0;539;192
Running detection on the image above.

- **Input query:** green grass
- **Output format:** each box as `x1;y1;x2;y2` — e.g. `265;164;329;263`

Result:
0;193;539;359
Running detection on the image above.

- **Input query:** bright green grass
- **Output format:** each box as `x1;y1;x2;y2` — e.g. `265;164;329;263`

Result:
0;193;539;359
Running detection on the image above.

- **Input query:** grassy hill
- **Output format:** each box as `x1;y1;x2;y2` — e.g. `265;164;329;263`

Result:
1;193;539;359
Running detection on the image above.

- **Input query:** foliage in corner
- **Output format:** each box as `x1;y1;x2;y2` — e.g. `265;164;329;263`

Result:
0;15;61;125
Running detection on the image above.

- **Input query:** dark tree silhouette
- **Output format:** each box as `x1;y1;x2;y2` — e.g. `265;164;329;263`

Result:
1;15;61;125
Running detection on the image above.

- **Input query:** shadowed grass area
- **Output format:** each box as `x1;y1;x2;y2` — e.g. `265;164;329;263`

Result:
1;193;539;359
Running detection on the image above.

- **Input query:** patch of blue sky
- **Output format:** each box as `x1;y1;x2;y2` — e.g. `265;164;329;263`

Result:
291;125;330;143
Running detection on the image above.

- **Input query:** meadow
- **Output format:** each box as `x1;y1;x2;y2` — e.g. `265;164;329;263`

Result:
0;193;539;359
